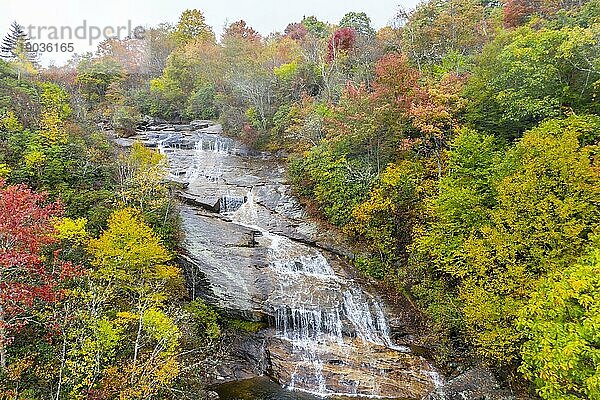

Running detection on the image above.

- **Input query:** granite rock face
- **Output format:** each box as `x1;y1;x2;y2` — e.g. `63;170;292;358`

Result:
429;366;515;400
268;335;440;398
178;206;272;321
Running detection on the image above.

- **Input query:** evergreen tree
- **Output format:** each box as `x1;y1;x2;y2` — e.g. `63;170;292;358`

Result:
1;21;37;64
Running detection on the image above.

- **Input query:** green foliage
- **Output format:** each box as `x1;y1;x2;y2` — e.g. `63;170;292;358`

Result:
226;319;267;333
352;256;387;280
76;57;125;105
400;0;500;71
184;84;218;120
430;50;474;77
518;239;600;400
301;16;331;38
0;110;23;132
186;299;221;340
111;105;141;137
407;128;504;343
465;25;600;139
339;12;376;37
574;0;600;27
144;76;186;120
0;72;116;235
173;9;216;45
289;146;373;226
274;61;298;81
53;217;89;245
0;69;40;129
347;160;425;277
411;116;600;365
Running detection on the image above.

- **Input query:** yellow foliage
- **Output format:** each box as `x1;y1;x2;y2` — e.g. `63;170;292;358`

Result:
152;356;180;386
53;217;89;244
0;163;10;178
117;142;169;211
24;150;46;168
116;311;138;323
142;308;181;352
39;83;72;145
0;110;23;132
4;354;35;381
39;111;67;144
88;208;182;304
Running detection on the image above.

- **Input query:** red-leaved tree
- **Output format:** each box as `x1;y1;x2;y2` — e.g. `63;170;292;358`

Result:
222;20;262;43
372;53;422;109
284;22;308;41
0;180;78;370
503;0;539;27
327;27;356;63
330;53;464;176
502;0;579;28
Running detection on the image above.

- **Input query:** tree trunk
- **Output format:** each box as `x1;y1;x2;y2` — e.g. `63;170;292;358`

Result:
133;311;143;364
131;301;145;384
55;333;67;400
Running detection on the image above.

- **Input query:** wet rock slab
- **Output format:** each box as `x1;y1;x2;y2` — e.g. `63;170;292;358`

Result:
269;336;439;399
179;205;272;320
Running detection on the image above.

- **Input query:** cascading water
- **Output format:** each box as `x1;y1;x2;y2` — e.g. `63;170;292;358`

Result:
219;195;247;213
228;194;415;396
196;135;233;153
152;127;444;399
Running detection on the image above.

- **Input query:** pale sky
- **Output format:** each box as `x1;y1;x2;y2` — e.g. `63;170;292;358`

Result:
1;0;417;66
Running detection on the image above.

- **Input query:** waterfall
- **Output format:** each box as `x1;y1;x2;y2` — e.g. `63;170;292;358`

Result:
275;307;344;343
158;129;444;399
229;195;416;396
195;135;232;153
187;136;231;183
219;195;247;214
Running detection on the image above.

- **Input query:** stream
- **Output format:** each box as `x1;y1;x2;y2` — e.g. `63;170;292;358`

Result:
124;121;445;399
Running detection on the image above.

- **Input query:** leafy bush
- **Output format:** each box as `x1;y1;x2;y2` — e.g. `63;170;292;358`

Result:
518;240;600;400
111;106;141;137
184;84;218;120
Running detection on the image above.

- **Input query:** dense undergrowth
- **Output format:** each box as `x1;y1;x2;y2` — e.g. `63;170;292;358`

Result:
0;58;223;399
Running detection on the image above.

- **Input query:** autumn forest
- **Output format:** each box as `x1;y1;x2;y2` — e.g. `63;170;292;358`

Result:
0;0;599;399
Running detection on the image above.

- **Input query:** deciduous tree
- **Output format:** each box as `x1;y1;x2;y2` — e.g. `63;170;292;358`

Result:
0;181;77;370
173;9;215;46
518;240;600;400
87;208;184;395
